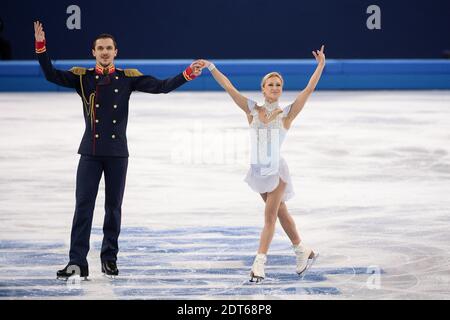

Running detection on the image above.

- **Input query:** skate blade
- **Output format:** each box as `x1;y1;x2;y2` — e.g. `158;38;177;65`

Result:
249;272;264;284
249;277;264;284
102;273;117;280
297;252;319;280
56;276;89;281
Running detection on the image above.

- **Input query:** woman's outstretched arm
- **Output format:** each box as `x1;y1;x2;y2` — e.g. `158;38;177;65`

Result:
283;45;326;129
202;60;251;114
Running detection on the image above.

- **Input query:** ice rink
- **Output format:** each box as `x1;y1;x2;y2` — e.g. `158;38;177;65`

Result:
1;90;449;299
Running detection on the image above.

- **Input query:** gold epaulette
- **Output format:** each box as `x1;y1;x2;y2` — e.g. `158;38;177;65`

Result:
124;69;143;77
69;67;87;75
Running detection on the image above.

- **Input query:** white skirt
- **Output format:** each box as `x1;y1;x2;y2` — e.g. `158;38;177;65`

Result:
244;156;295;202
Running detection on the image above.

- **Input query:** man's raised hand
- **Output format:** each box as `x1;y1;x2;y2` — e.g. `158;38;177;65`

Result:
34;21;45;42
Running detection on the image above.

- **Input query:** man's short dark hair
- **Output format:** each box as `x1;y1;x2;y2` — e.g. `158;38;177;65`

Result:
92;34;117;49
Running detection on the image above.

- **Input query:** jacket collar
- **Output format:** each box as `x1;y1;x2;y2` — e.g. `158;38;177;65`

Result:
95;64;115;75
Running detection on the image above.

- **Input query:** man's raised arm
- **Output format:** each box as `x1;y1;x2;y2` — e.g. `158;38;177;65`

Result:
34;21;79;88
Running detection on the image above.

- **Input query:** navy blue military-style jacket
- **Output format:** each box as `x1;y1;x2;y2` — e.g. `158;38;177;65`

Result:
37;49;192;157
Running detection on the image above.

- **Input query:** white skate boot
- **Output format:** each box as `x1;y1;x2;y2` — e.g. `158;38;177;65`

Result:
249;253;267;283
293;243;318;277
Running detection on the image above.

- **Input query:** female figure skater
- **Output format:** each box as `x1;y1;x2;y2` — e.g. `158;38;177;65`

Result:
200;45;325;282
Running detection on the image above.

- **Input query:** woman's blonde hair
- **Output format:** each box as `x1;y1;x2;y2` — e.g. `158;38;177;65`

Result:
261;72;284;88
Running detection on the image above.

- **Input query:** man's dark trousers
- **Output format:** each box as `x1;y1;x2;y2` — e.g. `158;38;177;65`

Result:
69;155;128;266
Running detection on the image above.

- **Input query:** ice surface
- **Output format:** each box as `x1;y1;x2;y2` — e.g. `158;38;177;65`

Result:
0;91;449;299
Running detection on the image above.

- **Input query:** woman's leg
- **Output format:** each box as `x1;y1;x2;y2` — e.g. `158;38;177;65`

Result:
278;202;301;246
257;179;286;254
259;194;301;246
259;185;315;276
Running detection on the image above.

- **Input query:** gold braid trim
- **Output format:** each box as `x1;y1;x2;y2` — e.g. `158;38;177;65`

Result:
78;74;96;129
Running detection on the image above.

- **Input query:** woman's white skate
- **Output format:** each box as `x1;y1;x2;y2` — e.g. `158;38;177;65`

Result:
249;253;266;284
294;243;319;279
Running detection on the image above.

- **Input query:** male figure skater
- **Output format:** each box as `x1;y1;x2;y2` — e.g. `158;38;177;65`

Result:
34;21;203;279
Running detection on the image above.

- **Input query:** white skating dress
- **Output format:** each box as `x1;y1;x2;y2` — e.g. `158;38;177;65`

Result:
244;99;295;201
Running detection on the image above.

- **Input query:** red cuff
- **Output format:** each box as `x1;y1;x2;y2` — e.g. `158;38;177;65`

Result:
35;40;46;54
182;66;197;81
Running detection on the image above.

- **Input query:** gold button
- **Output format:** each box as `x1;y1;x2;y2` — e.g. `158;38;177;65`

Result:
115;76;119;80
114;89;118;93
112;134;116;139
95;134;99;138
112;120;117;124
95;119;99;123
95;75;99;79
113;105;117;109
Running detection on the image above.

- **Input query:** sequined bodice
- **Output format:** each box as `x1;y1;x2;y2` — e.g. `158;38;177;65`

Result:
250;101;285;130
249;101;288;173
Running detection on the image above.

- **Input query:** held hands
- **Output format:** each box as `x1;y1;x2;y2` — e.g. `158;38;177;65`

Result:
195;59;215;72
198;59;212;69
312;45;325;66
184;59;206;80
184;59;214;80
190;60;205;77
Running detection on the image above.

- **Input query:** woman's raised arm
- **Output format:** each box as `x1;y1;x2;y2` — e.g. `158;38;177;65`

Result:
283;45;326;130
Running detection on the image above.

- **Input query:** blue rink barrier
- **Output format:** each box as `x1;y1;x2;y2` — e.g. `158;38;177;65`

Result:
0;59;450;91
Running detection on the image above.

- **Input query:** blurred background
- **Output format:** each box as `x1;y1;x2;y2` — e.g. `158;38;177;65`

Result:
1;0;450;60
1;0;449;91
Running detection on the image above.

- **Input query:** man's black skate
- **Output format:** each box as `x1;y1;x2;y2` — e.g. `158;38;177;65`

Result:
101;261;119;278
56;264;89;280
